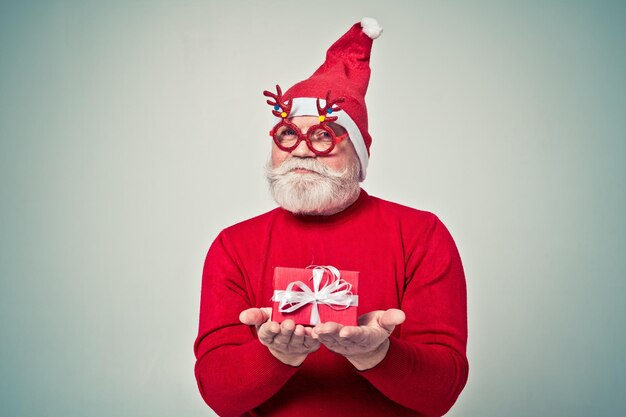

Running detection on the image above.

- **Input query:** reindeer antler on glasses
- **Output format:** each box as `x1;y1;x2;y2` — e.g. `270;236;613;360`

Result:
263;85;292;119
316;91;345;123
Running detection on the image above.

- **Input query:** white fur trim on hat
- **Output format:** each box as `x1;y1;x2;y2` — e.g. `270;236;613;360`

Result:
361;17;383;39
275;97;369;181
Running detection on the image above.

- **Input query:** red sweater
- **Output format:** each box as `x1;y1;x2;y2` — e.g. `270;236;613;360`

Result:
194;190;468;417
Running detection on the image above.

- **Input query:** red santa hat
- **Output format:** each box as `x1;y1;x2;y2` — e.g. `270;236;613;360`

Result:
279;17;383;180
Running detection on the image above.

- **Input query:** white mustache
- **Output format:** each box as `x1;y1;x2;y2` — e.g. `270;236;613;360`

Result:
271;157;343;178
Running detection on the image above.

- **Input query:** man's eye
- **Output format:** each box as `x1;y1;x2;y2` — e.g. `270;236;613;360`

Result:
310;129;332;141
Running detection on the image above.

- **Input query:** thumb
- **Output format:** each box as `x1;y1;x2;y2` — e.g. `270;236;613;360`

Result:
379;309;406;332
239;307;272;326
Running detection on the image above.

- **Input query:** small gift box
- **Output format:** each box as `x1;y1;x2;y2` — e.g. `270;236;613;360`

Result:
271;266;359;326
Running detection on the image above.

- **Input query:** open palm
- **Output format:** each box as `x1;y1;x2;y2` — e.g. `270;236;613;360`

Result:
311;309;405;370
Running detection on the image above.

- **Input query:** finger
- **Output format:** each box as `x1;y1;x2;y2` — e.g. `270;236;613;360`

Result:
239;307;272;326
293;324;305;337
302;328;323;352
315;332;342;347
289;324;305;346
311;321;342;338
303;333;321;351
257;321;280;345
272;319;296;346
379;309;406;332
338;325;364;339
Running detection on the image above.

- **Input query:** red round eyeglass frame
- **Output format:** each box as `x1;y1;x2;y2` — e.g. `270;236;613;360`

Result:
269;119;349;156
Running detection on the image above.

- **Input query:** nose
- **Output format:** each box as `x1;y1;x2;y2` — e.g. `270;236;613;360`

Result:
290;136;316;158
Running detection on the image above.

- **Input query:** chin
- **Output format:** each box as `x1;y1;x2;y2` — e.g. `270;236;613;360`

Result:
268;172;360;215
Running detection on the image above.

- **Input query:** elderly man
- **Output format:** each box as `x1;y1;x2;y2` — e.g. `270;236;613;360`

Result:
194;18;468;417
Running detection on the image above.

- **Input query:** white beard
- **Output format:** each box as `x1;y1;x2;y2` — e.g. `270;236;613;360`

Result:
266;156;361;215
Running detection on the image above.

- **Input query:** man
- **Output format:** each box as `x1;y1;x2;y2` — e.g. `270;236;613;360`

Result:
194;18;468;417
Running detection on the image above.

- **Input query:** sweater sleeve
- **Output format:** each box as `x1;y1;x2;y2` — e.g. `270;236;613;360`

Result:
358;215;469;417
194;230;299;417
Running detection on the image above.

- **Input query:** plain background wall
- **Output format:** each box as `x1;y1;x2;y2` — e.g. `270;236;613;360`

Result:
1;1;624;416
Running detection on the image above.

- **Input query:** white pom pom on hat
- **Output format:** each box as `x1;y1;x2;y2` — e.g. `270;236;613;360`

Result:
361;17;383;39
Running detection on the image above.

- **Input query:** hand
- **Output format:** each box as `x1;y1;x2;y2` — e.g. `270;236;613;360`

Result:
239;307;320;367
311;309;406;371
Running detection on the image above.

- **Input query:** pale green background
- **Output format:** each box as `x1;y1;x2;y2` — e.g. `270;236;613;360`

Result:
1;1;624;416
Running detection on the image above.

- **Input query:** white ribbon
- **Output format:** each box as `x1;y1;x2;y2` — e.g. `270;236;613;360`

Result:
272;265;359;325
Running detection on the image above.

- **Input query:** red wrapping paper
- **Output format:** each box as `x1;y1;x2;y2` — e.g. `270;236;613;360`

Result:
271;266;359;326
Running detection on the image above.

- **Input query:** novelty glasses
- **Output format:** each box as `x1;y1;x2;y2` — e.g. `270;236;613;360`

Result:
270;120;349;155
263;85;348;156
